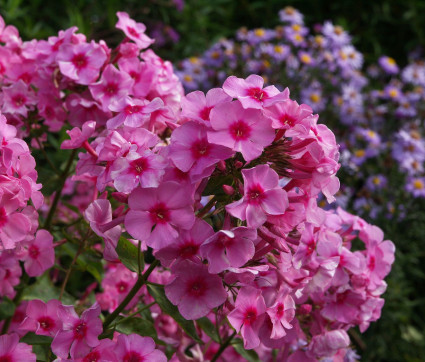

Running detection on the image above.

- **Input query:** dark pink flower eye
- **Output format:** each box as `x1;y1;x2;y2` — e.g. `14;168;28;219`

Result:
229;120;251;140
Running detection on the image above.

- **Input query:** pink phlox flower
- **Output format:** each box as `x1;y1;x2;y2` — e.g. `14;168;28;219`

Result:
208;100;274;162
0;333;36;362
115;334;166;362
169;121;234;182
37;92;68;132
61;121;96;150
224;264;270;285
1;80;36;117
96;263;138;312
200;227;257;274
21;229;55;277
118;57;154;97
364;237;395;290
97;130;130;162
358;297;385;332
89;64;134;111
226;165;289;228
5;59;37;85
228;286;267;349
181;88;232;125
107;96;164;129
154;218;214;267
222;74;283;109
165;260;228;320
308;329;350;359
321;290;365;324
0;252;21;298
51;303;102;359
116;12;154;50
78;338;118;362
264;99;314;130
84;199;121;261
125;181;195;250
266;289;295;339
19;299;62;337
57;41;107;85
0;187;31;250
66;93;111;127
110;149;166;193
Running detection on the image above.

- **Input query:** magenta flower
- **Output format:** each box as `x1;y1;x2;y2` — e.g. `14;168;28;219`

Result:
228;286;266;349
169;121;234;182
79;339;118;362
226;165;289;228
181;88;231;125
20;299;62;336
266;289;295;339
222;74;282;109
0;253;21;299
165;260;228;320
51;303;102;359
208;101;274;162
89;64;134;111
61;121;96;150
200;227;257;274
110;149;166;193
57;42;107;85
22;229;55;277
1;80;36;117
0;334;35;362
116;12;154;49
125;181;195;250
264;99;313;130
154;218;214;267
115;334;166;362
107;96;164;129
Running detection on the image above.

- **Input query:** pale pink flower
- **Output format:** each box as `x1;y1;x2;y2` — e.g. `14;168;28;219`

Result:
107;97;163;129
264;99;314;130
208;100;274;161
0;334;36;362
51;303;102;359
165;260;228;320
89;64;134;111
57;42;107;85
125;182;195;250
181;88;231;125
308;329;350;358
228;286;266;349
226;165;289;228
0;252;21;298
116;12;154;49
22;229;55;277
1;80;36;117
61;121;96;150
20;299;62;337
222;74;284;109
200;227;257;274
169;121;233;182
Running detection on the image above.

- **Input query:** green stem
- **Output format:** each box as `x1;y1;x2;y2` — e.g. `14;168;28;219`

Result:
103;260;160;330
211;330;236;362
196;196;217;218
44;149;77;230
115;302;157;325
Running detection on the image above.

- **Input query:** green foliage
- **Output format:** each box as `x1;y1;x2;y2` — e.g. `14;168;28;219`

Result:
115;317;158;340
116;236;144;273
0;297;15;319
22;273;75;304
232;338;260;361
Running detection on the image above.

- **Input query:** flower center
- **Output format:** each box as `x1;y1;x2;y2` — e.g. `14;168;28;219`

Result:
199;106;213;121
116;281;128;293
243;307;257;325
72;53;88;69
0;207;8;228
28;245;40;259
150;203;170;224
179;241;199;258
104;82;119;95
246;184;264;204
125;105;142;115
39;316;55;331
74;322;87;340
230;120;251;141
276;303;284;318
12;94;26;107
83;351;101;362
130;157;149;175
126;27;140;39
247;87;267;101
187;278;206;297
190;139;210;159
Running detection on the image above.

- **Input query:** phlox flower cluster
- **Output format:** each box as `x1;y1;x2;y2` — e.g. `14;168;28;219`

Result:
0;10;395;361
176;6;425;222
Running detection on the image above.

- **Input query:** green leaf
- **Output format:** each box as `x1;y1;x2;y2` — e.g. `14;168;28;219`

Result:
0;297;15;319
115;317;157;339
22;273;75;305
147;284;202;343
232;338;260;362
116;237;144;273
21;332;52;345
197;317;220;343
